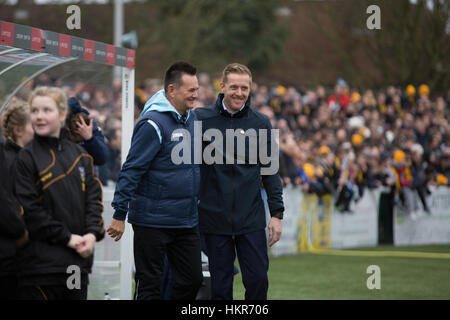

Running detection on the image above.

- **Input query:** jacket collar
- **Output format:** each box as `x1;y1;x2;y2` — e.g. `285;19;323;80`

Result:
5;138;22;153
35;129;68;151
141;89;190;124
215;93;251;118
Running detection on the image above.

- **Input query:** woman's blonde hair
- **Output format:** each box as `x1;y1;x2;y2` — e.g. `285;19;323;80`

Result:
2;101;31;142
28;86;68;118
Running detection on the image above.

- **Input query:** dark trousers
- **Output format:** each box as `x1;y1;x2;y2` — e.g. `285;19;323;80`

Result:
204;230;269;300
132;225;203;300
0;275;18;300
416;186;430;212
160;255;173;300
160;234;238;300
18;283;88;300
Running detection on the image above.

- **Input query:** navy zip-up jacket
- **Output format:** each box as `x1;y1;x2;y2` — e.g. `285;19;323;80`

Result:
68;97;109;166
81;120;109;166
194;94;284;235
112;90;200;228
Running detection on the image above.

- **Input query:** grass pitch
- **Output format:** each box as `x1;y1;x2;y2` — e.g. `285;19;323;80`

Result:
232;245;450;300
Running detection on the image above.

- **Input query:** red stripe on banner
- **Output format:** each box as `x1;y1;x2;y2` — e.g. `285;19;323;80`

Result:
106;45;115;65
59;34;70;56
1;21;14;46
84;39;95;61
31;28;44;51
126;49;135;69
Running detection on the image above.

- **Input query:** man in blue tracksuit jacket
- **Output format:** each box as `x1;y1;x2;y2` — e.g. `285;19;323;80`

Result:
107;62;203;300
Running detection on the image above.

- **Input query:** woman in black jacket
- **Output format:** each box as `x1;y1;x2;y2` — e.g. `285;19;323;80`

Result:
0;139;28;300
0;101;33;300
14;86;105;300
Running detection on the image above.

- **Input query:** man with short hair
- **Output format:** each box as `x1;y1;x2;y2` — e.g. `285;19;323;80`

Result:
107;62;203;300
195;63;284;300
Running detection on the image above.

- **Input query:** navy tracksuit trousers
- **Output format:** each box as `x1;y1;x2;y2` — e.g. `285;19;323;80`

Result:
204;230;269;300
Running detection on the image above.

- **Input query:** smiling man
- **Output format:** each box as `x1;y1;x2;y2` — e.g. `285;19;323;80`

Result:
108;62;203;300
195;63;285;300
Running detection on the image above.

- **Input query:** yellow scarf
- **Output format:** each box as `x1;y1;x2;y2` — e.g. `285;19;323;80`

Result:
391;165;411;193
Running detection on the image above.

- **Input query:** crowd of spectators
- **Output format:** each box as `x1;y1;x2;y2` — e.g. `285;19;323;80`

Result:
249;79;450;216
188;74;450;216
2;72;449;217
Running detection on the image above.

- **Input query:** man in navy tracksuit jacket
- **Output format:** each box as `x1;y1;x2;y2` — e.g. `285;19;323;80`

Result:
195;63;284;300
107;62;203;300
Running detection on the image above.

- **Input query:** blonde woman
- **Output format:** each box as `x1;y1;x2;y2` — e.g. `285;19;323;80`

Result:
14;86;105;300
0;101;32;300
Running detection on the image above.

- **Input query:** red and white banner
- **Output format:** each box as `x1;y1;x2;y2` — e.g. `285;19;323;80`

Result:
0;20;135;69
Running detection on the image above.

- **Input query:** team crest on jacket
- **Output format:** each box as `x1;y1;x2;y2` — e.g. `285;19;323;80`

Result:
78;166;86;191
171;132;184;140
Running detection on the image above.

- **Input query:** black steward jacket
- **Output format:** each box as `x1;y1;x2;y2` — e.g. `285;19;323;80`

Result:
0;141;26;276
194;94;284;235
14;131;105;280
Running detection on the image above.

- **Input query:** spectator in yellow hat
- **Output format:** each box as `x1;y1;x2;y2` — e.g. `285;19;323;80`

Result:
404;84;417;110
351;91;361;103
419;84;430;98
393;149;405;164
277;85;286;96
318;145;331;156
351;133;363;147
406;85;416;97
436;173;449;186
392;149;418;219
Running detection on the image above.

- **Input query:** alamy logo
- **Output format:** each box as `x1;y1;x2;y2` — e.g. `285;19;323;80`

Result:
366;5;381;30
66;265;81;290
366;265;381;289
66;5;81;30
170;120;279;175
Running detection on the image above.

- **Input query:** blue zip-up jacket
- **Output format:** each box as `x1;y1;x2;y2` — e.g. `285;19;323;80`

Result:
111;90;200;228
82;121;109;166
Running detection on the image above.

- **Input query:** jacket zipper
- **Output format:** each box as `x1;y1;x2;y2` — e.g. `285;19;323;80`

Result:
183;120;196;223
230;116;235;234
191;120;196;222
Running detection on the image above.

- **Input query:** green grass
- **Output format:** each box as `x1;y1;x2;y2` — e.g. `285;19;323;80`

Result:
232;245;450;300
